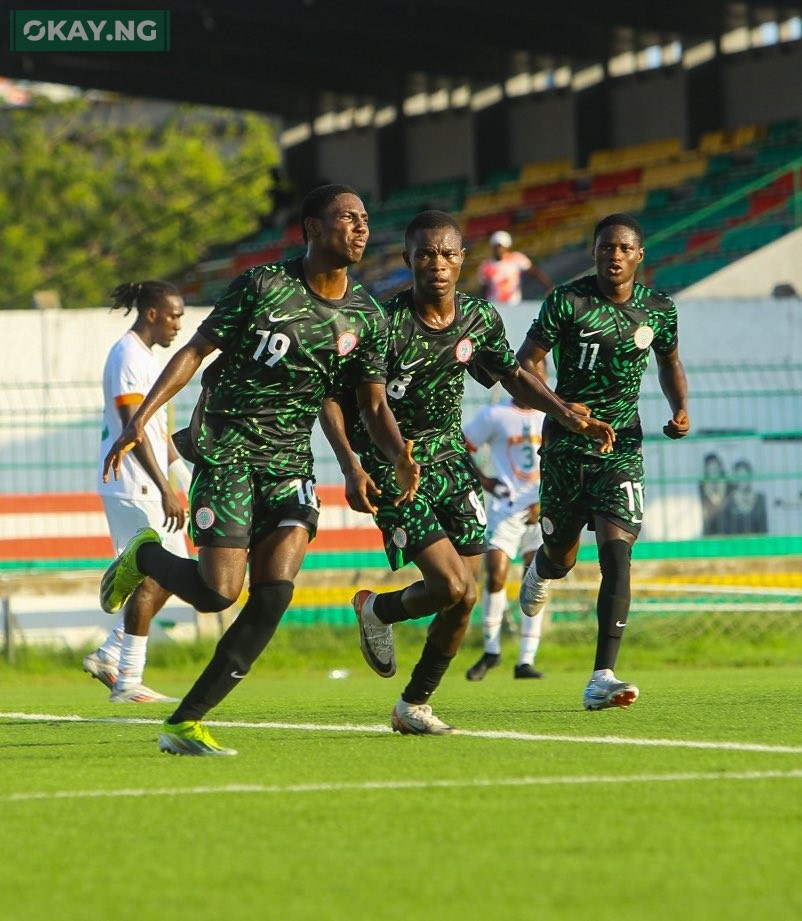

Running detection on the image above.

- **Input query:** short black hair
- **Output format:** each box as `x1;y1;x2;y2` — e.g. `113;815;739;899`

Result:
300;183;359;242
593;213;644;247
110;280;179;316
404;210;462;250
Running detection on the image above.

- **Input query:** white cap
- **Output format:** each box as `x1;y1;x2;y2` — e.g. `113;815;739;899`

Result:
489;230;512;248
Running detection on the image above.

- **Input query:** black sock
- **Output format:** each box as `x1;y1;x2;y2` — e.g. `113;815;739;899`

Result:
373;589;411;624
168;581;293;723
137;543;234;612
402;639;453;705
594;540;632;671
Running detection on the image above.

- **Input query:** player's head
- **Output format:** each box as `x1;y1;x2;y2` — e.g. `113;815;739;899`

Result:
489;230;512;254
403;210;465;300
592;213;644;288
110;280;184;348
593;213;644;248
301;183;368;265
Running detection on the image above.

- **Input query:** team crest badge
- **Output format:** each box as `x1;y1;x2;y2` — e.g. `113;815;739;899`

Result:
195;507;215;530
337;331;358;356
633;325;654;350
541;516;554;536
392;527;408;548
455;338;473;363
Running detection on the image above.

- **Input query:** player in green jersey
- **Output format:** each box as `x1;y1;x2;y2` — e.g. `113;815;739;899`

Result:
320;210;615;734
101;184;420;756
517;213;690;712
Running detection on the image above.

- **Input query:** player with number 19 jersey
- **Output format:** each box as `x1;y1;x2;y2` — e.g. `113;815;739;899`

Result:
196;258;388;477
528;275;678;459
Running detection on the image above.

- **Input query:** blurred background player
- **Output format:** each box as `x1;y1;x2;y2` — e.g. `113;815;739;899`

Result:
85;280;190;702
479;230;553;307
517;213;689;711
463;395;547;681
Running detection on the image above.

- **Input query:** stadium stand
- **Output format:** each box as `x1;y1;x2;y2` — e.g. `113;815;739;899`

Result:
173;117;802;304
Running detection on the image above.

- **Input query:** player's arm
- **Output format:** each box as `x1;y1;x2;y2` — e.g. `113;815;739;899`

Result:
117;401;185;532
319;395;382;515
355;381;420;505
525;262;554;294
500;366;615;453
103;331;217;482
516;338;549;381
462;432;508;498
656;346;690;439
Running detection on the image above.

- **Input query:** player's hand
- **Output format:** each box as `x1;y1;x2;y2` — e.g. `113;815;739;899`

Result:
663;409;690;440
344;466;382;515
487;478;510;499
564;410;616;454
102;423;144;482
393;440;420;506
161;489;186;532
567;402;591;417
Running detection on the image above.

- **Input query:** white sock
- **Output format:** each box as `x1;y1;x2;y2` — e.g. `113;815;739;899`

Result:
97;618;125;665
482;589;506;655
592;668;614;680
518;606;543;666
116;634;148;690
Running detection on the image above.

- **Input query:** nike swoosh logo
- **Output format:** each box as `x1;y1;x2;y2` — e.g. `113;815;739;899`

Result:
399;357;425;370
615;621;627;628
230;670;247;679
579;330;598;338
268;311;290;322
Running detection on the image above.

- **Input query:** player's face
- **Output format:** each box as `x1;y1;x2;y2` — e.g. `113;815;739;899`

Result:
151;294;184;348
311;193;369;266
405;225;465;300
593;225;643;291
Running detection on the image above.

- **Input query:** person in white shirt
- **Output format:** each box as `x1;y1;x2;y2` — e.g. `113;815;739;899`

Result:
462;395;547;680
84;280;192;702
478;230;553;307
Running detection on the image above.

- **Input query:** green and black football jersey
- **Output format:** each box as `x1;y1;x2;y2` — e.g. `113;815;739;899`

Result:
349;289;518;467
527;275;678;457
195;258;388;475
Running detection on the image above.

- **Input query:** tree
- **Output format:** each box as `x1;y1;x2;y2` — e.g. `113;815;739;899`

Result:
0;97;281;308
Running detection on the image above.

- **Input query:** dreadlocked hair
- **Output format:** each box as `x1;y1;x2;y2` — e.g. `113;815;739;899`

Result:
110;280;179;316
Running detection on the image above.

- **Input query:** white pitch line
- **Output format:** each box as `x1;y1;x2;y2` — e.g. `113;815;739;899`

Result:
2;711;802;754
4;770;802;803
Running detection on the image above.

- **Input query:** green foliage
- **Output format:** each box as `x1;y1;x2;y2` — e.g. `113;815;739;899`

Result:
0;97;280;308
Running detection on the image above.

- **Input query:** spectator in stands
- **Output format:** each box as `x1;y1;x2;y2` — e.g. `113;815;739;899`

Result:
100;184;420;756
320;210;614;735
699;452;731;536
85;280;189;703
517;213;690;711
463;396;548;681
719;458;768;535
479;230;553;306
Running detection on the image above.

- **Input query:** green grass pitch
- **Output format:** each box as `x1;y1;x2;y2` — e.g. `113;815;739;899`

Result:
1;632;800;921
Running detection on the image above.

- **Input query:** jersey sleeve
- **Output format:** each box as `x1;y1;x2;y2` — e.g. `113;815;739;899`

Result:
526;287;569;352
107;344;146;408
652;296;679;356
467;303;519;388
198;266;266;352
462;404;494;452
351;300;389;385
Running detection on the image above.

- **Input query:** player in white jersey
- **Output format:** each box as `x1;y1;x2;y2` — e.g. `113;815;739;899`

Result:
462;395;547;680
85;280;190;702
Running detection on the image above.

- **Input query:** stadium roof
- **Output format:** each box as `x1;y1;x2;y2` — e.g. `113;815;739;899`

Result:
0;1;800;121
